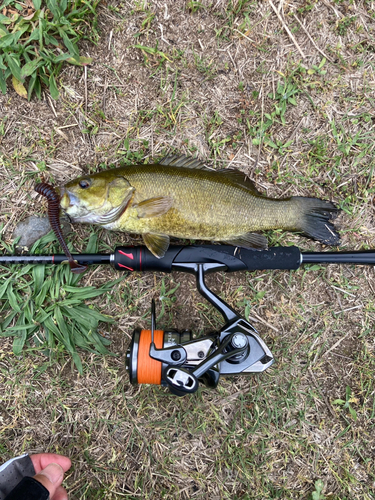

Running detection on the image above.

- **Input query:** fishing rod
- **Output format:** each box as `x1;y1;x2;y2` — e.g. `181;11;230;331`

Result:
1;245;374;396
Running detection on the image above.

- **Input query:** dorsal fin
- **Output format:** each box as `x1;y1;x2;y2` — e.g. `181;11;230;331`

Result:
160;155;208;169
216;168;262;195
160;154;262;195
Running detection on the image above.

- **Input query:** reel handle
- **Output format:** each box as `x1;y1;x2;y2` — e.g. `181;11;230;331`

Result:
165;368;199;396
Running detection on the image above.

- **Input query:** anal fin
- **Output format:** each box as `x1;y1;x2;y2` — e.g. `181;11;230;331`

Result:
143;233;170;258
223;232;268;250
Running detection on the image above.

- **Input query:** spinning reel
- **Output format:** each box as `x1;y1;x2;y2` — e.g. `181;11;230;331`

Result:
126;262;274;396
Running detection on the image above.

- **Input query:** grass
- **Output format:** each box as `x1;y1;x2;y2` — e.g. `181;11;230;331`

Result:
0;0;99;99
0;232;123;372
1;0;375;499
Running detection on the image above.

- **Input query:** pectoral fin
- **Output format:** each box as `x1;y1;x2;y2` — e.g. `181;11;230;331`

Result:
224;232;268;250
135;196;173;218
143;233;170;259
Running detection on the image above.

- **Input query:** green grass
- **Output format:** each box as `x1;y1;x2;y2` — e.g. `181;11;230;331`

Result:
0;232;124;372
0;0;99;99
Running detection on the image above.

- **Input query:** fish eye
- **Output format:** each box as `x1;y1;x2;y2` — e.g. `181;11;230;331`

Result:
79;179;91;189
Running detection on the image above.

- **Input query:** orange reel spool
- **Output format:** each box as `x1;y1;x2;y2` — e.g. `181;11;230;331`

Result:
136;329;164;385
126;327;193;387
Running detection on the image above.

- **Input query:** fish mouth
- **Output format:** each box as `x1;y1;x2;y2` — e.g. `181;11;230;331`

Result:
59;187;78;210
58;187;92;222
56;187;72;223
59;183;112;212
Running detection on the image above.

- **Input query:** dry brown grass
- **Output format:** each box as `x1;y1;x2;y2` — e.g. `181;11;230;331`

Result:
1;0;375;498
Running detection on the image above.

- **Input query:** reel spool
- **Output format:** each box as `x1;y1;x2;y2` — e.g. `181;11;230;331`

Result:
127;328;192;386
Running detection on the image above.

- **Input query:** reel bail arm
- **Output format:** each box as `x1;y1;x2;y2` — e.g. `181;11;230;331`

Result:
148;299;187;366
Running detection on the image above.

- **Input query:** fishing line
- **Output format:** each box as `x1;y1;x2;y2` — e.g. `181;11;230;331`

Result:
137;330;164;385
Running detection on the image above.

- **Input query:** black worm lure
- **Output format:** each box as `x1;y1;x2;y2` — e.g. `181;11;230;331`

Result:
34;182;87;274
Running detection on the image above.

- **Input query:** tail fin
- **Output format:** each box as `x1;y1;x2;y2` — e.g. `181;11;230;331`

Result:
292;197;340;245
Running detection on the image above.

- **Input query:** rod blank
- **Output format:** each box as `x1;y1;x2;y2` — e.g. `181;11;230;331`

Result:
0;254;111;266
301;251;375;265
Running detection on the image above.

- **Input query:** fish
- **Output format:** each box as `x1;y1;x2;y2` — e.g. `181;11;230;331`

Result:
58;155;340;258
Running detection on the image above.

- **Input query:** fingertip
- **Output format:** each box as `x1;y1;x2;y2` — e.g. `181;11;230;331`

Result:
53;485;69;500
33;463;65;498
31;453;72;473
37;462;64;485
58;456;72;472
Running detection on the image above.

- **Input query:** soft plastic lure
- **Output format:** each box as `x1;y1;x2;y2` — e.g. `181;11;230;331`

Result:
34;182;87;274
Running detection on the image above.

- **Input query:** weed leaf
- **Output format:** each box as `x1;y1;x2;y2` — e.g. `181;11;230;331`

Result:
28;28;40;42
13;330;27;355
66;55;92;66
312;479;325;500
12;75;27;98
0;33;15;48
47;0;60;18
0;277;11;299
21;57;42;79
71;351;83;374
7;283;21;312
49;73;59;99
59;29;79;58
85;233;98;254
32;265;45;295
0;13;12;24
5;53;22;81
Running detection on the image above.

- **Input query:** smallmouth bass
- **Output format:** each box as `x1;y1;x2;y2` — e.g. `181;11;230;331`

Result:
59;155;340;258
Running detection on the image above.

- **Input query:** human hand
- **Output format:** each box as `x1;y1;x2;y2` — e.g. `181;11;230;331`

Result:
30;454;71;500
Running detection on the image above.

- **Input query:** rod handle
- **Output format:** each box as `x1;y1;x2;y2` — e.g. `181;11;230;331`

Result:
173;245;302;272
112;245;302;273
